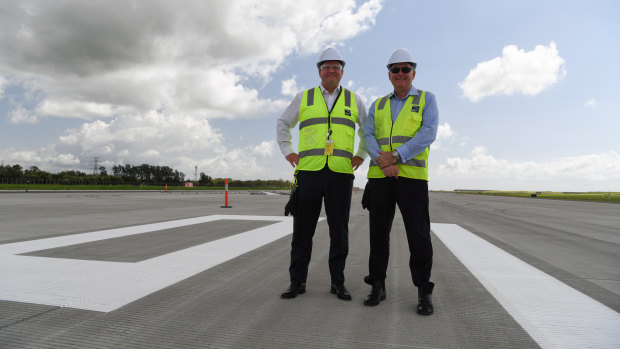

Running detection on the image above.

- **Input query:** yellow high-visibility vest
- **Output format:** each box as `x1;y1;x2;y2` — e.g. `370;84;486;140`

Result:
297;86;359;174
368;90;429;180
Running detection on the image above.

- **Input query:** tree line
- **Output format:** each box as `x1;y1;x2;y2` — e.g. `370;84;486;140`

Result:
0;163;291;188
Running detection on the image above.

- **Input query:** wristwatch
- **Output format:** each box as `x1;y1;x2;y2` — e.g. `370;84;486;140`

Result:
392;150;400;161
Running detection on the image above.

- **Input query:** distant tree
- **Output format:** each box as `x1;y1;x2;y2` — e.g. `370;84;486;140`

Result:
0;164;23;178
198;172;213;186
0;162;288;187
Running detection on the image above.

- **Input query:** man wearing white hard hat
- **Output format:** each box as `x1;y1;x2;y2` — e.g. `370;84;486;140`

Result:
361;48;439;315
276;47;368;301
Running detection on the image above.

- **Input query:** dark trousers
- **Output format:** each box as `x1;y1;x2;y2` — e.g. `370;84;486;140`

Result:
367;177;434;294
289;167;353;285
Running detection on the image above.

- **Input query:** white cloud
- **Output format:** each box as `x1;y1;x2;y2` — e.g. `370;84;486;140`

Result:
36;100;119;119
56;111;225;156
252;140;275;157
459;41;566;102
10;106;39;123
0;76;6;98
344;82;381;107
140;150;161;158
1;110;287;180
0;146;80;168
281;76;304;97
0;0;383;121
436;122;455;140
0;0;384;178
585;99;597;108
432;122;457;151
459;136;470;147
436;147;620;190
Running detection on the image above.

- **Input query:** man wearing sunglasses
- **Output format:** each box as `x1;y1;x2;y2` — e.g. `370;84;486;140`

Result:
361;48;439;315
276;47;368;301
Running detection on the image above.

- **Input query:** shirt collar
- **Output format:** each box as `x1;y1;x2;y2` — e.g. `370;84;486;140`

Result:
389;85;418;100
319;84;341;95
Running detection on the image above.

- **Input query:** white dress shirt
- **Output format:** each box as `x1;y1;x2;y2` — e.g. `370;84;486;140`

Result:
276;84;368;158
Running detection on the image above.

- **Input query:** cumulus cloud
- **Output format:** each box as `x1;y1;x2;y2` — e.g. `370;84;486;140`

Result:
0;145;80;169
0;0;384;176
431;122;455;151
585;99;597;108
0;0;383;121
56;111;225;158
436;122;455;140
344;81;381;107
10;106;39;123
459;41;566;102
252;140;276;157
437;147;620;185
0;76;6;98
1;110;283;179
281;76;304;97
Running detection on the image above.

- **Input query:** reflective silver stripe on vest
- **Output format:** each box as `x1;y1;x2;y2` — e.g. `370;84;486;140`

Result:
411;90;422;105
299;148;353;159
377;96;388;110
299;117;328;130
333;149;353;159
369;158;426;168
344;89;351;108
377;138;390;146
405;158;426;167
392;135;412;143
307;88;315;106
331;117;355;129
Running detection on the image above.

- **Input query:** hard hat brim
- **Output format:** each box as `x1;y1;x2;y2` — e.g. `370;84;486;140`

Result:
317;60;346;69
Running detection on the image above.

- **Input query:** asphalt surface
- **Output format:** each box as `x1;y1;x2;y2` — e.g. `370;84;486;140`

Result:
0;191;618;348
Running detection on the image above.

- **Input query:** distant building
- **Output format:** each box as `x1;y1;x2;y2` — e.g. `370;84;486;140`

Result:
184;182;194;188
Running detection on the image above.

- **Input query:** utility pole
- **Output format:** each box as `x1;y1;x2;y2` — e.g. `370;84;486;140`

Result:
194;165;198;183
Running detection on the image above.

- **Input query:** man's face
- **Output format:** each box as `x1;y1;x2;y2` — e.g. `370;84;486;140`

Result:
318;60;343;88
388;63;415;91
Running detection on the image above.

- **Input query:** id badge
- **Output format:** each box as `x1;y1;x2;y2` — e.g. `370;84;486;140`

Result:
324;139;335;156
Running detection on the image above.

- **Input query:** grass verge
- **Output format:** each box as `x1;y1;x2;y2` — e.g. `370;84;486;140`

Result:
0;184;287;191
447;190;620;204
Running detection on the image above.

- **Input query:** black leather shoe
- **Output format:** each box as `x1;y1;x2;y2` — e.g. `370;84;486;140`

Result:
281;281;306;299
330;284;352;300
416;290;434;315
363;281;386;306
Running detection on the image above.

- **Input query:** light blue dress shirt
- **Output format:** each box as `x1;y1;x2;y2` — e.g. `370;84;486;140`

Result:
363;85;439;165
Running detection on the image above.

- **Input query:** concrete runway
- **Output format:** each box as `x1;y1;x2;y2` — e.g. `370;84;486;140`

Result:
0;191;618;348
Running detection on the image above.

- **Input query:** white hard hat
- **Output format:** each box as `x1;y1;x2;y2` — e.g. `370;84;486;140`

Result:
317;47;346;68
386;48;416;69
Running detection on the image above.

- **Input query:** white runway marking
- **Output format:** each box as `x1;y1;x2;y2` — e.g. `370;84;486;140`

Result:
0;215;308;312
432;223;620;349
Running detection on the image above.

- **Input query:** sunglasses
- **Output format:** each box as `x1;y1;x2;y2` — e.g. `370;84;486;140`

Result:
390;66;413;74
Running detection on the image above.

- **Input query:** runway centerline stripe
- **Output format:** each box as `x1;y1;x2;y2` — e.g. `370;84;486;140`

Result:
432;223;620;349
0;215;317;312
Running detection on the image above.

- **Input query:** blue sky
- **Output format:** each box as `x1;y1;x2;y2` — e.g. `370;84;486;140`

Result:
1;0;619;191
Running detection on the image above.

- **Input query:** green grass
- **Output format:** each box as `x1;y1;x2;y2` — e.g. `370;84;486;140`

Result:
0;184;287;191
449;190;620;203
